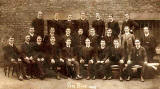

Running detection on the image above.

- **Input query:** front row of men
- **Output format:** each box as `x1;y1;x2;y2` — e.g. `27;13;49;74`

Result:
3;34;147;82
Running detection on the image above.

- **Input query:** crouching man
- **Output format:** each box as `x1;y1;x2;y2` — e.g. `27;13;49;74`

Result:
125;39;148;82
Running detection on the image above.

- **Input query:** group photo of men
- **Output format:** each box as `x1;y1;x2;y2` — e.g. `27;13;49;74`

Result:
3;11;159;83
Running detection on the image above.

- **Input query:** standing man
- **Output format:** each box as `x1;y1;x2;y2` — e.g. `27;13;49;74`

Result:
121;26;135;62
104;28;114;49
122;13;139;34
32;11;44;38
141;26;157;62
92;13;105;38
88;28;99;48
107;14;120;39
65;15;76;36
77;12;89;37
125;39;148;82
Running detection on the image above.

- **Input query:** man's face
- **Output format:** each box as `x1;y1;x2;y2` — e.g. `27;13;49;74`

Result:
37;36;42;44
66;39;71;46
50;28;55;34
108;15;113;22
66;28;71;35
68;15;72;20
144;27;149;34
85;39;91;46
37;11;43;19
100;40;106;47
81;13;86;19
50;37;56;43
124;26;130;33
29;28;34;34
113;40;119;46
55;13;59;20
106;29;112;36
135;40;140;47
90;29;95;36
124;14;129;20
96;13;100;20
78;29;83;35
25;35;30;42
9;37;14;44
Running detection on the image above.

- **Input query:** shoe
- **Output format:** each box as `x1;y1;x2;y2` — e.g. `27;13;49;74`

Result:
24;75;31;80
102;76;107;80
18;76;23;81
57;75;61;80
120;76;123;81
107;76;112;80
126;76;131;81
86;76;90;80
92;76;95;80
140;76;144;82
76;75;82;80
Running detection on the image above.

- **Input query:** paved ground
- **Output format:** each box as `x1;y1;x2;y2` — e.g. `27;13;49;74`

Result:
0;68;160;89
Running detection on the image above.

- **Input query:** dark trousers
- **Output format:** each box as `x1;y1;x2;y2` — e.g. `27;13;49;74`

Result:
104;61;124;77
125;61;146;77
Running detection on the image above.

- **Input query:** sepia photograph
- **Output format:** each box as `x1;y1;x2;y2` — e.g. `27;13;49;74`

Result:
0;0;160;89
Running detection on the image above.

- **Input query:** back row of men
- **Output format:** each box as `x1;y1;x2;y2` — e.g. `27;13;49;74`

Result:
3;24;157;82
32;11;139;39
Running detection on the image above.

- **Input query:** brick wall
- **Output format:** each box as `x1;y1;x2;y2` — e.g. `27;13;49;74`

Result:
0;0;159;61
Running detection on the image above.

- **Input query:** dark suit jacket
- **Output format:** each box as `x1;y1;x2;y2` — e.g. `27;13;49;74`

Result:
77;19;89;37
32;18;44;38
92;19;105;37
108;20;120;38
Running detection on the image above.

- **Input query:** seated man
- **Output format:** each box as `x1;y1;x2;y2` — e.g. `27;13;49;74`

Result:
61;38;82;79
125;39;148;82
79;38;96;80
105;39;124;81
3;36;27;81
95;39;109;79
32;36;45;79
45;36;65;80
21;35;36;78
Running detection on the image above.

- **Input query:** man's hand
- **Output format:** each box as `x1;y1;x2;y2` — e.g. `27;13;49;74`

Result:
89;59;94;64
101;61;104;63
11;58;15;62
60;58;64;62
97;61;100;63
144;61;148;65
37;58;40;61
72;58;75;61
18;58;22;62
51;59;55;64
68;58;72;62
105;59;109;63
30;56;33;60
127;60;131;64
41;58;44;61
80;59;84;63
119;60;124;64
25;57;29;60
